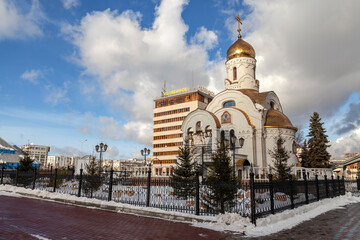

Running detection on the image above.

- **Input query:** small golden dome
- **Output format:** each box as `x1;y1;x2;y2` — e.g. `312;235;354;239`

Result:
264;109;297;130
226;38;255;61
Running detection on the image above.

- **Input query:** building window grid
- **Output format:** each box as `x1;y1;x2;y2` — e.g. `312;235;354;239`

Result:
153;133;183;140
153;151;179;156
153;142;183;148
155;93;205;108
154;116;186;125
154;107;190;117
153;125;182;133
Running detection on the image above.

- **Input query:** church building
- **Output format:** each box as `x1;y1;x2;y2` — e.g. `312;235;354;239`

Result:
181;15;298;180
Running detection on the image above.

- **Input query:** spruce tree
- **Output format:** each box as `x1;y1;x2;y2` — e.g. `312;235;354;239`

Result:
170;143;196;199
300;140;310;167
269;135;292;181
17;153;34;171
203;145;236;214
307;112;331;168
17;153;34;186
82;157;103;198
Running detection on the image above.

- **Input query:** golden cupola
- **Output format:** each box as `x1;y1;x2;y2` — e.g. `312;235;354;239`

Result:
226;15;255;61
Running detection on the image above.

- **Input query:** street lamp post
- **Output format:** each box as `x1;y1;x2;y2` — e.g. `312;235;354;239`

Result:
95;143;108;170
141;147;151;176
230;136;245;178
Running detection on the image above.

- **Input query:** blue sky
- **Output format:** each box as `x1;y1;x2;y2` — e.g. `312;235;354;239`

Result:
1;0;360;159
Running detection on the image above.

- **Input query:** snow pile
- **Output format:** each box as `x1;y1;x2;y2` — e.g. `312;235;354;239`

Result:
1;185;359;237
193;192;360;237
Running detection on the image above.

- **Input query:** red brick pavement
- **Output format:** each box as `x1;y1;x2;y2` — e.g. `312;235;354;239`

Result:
0;195;230;240
227;202;360;240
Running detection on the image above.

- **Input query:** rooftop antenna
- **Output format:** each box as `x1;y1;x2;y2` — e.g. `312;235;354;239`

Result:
161;80;166;96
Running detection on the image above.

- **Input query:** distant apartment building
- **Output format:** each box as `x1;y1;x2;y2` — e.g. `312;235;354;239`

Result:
47;156;76;169
22;143;50;166
103;158;149;178
152;87;214;177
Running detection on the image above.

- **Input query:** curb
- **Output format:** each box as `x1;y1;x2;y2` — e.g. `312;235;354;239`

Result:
3;190;215;224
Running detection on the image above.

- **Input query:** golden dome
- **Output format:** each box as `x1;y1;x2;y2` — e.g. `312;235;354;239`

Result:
264;109;297;130
226;14;255;61
226;38;255;61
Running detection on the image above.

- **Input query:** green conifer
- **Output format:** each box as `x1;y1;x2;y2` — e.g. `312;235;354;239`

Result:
269;134;292;180
170;142;196;199
300;140;310;167
307;112;331;168
203;145;236;214
82;157;103;198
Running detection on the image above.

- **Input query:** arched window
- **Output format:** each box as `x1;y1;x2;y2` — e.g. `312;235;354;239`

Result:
233;67;237;80
230;129;235;138
270;101;275;109
292;141;297;153
196;121;202;133
220;130;225;148
223;101;235;108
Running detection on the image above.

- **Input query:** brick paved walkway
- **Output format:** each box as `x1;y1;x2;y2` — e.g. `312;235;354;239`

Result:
227;202;360;240
2;195;360;240
0;195;230;240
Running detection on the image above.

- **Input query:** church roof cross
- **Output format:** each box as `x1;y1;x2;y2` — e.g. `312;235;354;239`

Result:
235;14;242;39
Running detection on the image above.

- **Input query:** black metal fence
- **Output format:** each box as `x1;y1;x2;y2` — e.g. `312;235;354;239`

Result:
1;167;358;224
249;172;351;225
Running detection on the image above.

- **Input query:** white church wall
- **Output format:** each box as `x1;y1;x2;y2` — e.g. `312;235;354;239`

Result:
265;128;298;169
225;57;257;91
264;92;283;113
206;90;262;127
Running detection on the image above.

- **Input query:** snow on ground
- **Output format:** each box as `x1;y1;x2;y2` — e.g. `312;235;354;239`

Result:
1;185;359;237
193;192;360;237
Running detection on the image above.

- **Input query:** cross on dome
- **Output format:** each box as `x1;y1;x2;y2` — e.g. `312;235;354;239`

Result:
235;14;242;39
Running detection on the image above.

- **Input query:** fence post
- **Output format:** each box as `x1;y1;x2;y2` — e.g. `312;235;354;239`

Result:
325;175;329;198
146;168;151;207
341;176;345;195
315;174;320;201
289;174;295;209
195;171;200;215
1;166;4;185
78;169;83;197
15;169;18;186
108;169;114;201
32;168;37;190
269;173;274;214
331;175;336;197
250;171;256;226
303;172;309;204
337;176;341;196
357;178;360;191
53;168;58;192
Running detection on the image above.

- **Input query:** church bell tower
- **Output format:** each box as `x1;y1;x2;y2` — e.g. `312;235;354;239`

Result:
225;15;259;91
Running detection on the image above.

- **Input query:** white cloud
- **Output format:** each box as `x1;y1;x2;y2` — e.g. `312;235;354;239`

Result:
51;146;86;157
329;127;360;159
98;116;122;140
191;26;218;50
122;121;153;144
241;0;360;125
20;69;44;84
45;82;70;106
62;0;222;145
61;0;80;10
0;0;44;40
104;145;119;159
